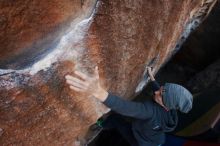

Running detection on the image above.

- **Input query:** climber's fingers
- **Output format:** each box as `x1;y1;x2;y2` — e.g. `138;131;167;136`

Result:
66;75;87;85
69;85;84;92
146;66;154;74
94;66;99;79
66;79;87;90
74;71;89;81
65;66;101;94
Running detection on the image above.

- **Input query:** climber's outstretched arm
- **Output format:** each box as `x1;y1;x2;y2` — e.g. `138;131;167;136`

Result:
65;67;153;119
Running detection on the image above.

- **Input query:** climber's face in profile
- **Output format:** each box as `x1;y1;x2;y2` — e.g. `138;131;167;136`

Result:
153;86;169;111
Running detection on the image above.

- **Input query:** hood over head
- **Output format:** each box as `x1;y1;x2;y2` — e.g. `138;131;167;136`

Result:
162;83;193;113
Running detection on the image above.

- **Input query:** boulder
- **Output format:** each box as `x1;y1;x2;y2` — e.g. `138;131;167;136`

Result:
0;0;217;145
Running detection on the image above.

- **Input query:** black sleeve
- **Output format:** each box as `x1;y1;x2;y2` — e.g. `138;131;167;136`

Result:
151;80;161;93
103;93;153;119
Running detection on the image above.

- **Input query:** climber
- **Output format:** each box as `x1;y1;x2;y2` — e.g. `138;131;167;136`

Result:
65;66;193;146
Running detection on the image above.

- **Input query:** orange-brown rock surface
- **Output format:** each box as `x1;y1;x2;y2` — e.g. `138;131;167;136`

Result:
0;0;217;145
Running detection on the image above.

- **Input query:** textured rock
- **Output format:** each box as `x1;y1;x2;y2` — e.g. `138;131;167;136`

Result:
187;59;220;93
0;0;217;145
0;0;97;69
173;1;220;71
155;1;220;92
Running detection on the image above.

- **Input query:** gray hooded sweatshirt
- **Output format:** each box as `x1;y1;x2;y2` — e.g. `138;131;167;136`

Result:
103;81;178;146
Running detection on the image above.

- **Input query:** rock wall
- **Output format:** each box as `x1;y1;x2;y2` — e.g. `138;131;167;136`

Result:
173;0;220;71
154;2;220;138
0;0;97;69
0;0;217;145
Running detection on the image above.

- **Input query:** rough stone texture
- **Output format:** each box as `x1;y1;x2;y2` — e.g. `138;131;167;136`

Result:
173;0;220;71
86;0;211;98
0;0;217;145
156;1;220;93
187;59;220;93
0;0;97;69
0;61;108;145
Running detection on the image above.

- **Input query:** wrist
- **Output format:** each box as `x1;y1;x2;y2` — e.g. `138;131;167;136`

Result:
93;87;108;102
150;78;155;81
148;74;155;81
150;76;155;81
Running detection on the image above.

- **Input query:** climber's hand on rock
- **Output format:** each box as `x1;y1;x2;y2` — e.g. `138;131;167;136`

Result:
65;66;108;102
146;66;153;75
146;66;155;81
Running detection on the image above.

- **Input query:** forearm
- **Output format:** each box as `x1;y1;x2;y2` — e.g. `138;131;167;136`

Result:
151;80;161;92
103;93;152;119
